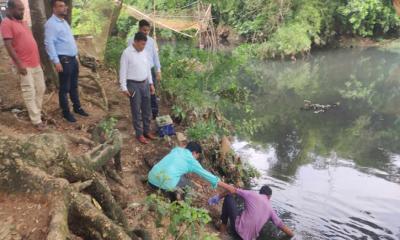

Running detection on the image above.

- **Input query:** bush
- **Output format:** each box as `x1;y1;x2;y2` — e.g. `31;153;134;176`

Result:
337;0;400;37
115;10;137;38
144;194;218;240
104;37;126;69
187;120;219;141
258;23;312;58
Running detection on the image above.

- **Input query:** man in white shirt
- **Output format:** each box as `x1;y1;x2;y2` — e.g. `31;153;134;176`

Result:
127;20;161;119
120;32;156;144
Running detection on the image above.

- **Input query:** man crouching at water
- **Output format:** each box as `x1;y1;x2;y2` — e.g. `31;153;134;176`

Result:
148;142;220;201
208;183;294;240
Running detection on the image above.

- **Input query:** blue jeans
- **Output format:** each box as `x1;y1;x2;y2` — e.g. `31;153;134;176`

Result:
58;55;81;113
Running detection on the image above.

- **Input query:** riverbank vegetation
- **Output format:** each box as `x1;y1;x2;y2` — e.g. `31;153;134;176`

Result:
118;0;400;59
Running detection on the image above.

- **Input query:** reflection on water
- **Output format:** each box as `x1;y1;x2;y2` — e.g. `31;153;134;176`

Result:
226;48;400;239
233;141;400;240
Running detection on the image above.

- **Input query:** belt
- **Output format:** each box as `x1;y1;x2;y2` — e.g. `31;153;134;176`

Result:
59;55;76;64
127;79;147;83
58;55;76;59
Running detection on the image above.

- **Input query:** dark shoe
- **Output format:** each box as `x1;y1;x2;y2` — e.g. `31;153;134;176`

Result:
74;107;89;117
63;112;77;122
144;133;157;140
137;135;149;144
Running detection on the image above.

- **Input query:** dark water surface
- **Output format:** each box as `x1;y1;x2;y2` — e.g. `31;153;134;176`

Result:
227;48;400;240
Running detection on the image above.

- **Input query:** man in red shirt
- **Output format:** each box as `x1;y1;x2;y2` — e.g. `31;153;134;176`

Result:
0;0;46;130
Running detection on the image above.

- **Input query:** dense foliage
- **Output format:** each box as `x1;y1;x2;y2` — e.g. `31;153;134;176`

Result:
73;0;400;58
214;0;399;56
337;0;400;37
124;0;400;58
72;0;114;35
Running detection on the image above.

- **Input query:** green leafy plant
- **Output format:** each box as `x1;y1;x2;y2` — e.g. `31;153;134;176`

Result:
186;120;219;141
171;105;187;124
144;194;216;240
99;117;118;138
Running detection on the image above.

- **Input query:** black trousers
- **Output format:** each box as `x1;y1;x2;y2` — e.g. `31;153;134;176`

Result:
58;55;81;113
150;68;159;119
221;194;240;235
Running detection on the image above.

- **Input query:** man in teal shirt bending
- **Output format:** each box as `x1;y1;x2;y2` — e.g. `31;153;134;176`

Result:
148;142;219;200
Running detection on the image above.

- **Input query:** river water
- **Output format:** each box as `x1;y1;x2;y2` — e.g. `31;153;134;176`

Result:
226;48;400;239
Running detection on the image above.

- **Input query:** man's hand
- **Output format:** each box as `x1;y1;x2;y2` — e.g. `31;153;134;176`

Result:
17;66;27;76
55;63;63;73
280;225;294;238
122;90;131;97
217;181;237;194
150;84;155;95
156;71;162;81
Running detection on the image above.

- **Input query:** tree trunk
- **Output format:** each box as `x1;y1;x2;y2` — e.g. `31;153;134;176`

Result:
65;0;73;24
28;0;59;88
107;0;124;37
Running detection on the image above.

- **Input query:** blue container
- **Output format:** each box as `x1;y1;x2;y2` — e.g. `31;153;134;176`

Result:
158;124;176;137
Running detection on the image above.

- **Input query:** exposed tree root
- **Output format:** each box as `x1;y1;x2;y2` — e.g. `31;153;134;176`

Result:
0;130;146;240
80;73;109;111
69;192;133;240
47;196;69;240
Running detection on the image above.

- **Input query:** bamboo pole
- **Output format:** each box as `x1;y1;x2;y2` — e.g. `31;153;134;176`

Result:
123;4;194;38
153;0;157;43
394;0;400;16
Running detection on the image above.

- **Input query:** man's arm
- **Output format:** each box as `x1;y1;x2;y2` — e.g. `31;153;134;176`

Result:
217;181;237;194
189;159;220;188
271;208;294;238
3;39;26;75
1;21;26;75
280;225;294;238
119;51;129;96
208;181;237;205
44;22;62;72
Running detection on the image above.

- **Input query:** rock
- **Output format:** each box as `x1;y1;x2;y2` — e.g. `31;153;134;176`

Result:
127;202;141;210
176;132;187;147
220;136;232;159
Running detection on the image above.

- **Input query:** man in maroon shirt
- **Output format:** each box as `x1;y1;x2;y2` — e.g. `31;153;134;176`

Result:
209;183;294;240
1;0;46;130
